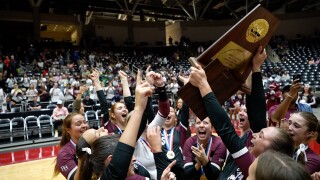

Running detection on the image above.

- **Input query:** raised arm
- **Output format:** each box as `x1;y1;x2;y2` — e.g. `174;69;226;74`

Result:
105;70;154;179
90;69;110;126
246;46;267;133
73;85;87;113
270;79;302;123
119;70;135;112
148;72;170;127
119;70;131;97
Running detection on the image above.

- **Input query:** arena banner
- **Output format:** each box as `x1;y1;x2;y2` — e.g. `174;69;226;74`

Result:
178;4;279;120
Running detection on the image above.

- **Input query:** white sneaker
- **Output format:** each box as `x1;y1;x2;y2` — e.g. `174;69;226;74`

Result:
54;131;58;137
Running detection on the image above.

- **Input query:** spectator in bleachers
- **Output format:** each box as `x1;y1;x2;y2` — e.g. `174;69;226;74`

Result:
297;84;317;108
37;77;46;90
50;82;64;103
6;73;16;93
28;96;41;111
59;74;69;91
0;86;5;112
3;56;10;75
88;83;97;103
48;73;54;83
22;73;30;88
105;82;115;100
167;76;179;97
72;75;80;87
175;98;183;118
53;72;61;82
0;72;5;93
26;84;38;102
85;75;93;87
81;67;90;80
111;76;119;87
0;58;3;72
10;84;22;101
52;100;69;137
38;84;49;102
308;58;315;65
229;91;245;122
29;75;38;88
281;71;290;82
4;95;14;112
9;55;18;77
64;83;74;101
73;83;81;99
269;80;313;127
83;94;95;106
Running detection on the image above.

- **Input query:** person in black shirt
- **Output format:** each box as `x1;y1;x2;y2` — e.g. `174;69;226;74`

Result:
28;96;41;111
82;94;95;106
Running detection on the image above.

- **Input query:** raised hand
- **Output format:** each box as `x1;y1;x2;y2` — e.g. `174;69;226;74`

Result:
252;45;267;72
189;62;208;88
288;79;302;98
79;85;88;94
161;160;177;180
191;144;209;166
90;69;100;83
153;73;165;87
145;66;156;85
118;70;128;81
178;75;189;86
146;126;162;153
135;70;155;111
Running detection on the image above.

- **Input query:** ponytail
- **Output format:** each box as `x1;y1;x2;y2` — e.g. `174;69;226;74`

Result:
76;137;94;180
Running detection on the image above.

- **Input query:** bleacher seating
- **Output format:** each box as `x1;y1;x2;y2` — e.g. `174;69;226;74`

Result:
25;116;41;139
85;110;100;129
38;115;54;137
11;117;26;141
0;119;11;141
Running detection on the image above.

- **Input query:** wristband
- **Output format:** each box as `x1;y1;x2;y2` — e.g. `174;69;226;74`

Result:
286;93;293;98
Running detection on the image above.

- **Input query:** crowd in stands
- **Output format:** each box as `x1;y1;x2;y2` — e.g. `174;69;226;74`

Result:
0;37;319;180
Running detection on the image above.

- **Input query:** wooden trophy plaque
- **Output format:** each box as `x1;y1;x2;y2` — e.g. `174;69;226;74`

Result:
177;4;279;120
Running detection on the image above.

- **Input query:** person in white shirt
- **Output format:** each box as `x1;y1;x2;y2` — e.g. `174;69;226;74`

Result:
281;71;290;82
59;74;69;93
50;83;64;103
64;83;74;101
6;74;17;91
0;87;5;112
26;84;38;102
30;75;38;88
105;82;115;100
22;73;30;88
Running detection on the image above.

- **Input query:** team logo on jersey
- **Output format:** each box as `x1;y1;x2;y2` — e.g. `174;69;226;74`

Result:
60;165;68;172
161;135;166;146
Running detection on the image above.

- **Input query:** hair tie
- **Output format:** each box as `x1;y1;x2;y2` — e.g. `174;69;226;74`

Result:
294;144;307;162
82;147;92;155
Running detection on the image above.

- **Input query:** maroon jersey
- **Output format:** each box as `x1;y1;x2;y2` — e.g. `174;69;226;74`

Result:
56;140;77;180
183;135;226;179
305;148;320;174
